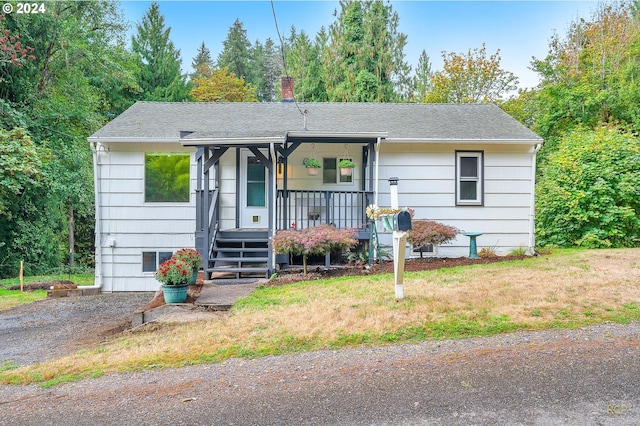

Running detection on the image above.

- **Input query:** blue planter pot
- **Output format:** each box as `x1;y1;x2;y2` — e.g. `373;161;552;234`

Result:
187;270;198;285
162;284;188;304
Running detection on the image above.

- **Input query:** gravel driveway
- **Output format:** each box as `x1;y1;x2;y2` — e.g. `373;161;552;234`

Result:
1;294;639;425
0;322;639;425
0;292;153;366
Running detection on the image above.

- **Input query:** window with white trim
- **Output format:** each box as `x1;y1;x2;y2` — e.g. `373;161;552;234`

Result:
322;157;353;184
142;251;173;272
456;151;483;205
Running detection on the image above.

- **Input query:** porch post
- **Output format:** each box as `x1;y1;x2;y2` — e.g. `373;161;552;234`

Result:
201;147;211;274
268;143;276;275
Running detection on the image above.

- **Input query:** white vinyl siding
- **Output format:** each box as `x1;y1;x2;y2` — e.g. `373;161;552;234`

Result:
377;143;534;257
277;144;361;191
95;144;197;292
95;140;536;291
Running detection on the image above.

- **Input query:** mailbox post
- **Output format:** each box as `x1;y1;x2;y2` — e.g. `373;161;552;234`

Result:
389;177;411;299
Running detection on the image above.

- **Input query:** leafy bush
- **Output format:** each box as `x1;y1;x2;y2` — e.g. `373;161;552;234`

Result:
173;248;202;271
272;224;358;273
536;126;640;248
407;220;459;258
155;258;192;285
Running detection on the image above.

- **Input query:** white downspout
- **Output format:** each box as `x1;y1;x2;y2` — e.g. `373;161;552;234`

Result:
529;143;542;254
89;142;103;291
374;137;381;207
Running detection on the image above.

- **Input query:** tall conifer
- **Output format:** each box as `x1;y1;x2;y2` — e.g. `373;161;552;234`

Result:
131;1;189;101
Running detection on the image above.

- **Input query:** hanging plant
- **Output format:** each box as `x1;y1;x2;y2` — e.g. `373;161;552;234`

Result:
338;159;355;176
304;157;321;175
338;159;355;169
304;158;322;168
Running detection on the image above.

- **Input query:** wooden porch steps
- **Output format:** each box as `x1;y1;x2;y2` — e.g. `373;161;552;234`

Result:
209;230;270;279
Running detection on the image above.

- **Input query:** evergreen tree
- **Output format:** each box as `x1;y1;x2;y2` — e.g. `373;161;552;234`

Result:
191;41;212;77
251;38;282;102
131;1;189;101
323;0;411;102
217;19;252;81
413;50;433;102
286;28;327;101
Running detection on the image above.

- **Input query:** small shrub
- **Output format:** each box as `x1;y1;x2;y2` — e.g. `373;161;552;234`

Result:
407;220;459;258
478;247;498;258
509;246;529;256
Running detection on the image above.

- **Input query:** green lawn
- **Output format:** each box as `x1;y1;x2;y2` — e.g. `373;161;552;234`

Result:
2;249;639;386
0;271;94;311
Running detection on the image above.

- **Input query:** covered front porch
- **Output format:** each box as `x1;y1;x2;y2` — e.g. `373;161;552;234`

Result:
184;132;384;279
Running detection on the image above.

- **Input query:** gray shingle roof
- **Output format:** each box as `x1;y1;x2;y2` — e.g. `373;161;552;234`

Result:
89;101;542;143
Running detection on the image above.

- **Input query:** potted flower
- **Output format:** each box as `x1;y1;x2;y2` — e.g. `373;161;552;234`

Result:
173;248;201;284
155;258;192;303
338;159;355;176
304;158;321;176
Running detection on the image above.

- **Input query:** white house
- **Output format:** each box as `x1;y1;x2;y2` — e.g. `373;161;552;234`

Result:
88;100;543;292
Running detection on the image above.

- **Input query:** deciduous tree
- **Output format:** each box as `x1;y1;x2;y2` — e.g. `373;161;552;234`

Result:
190;65;257;102
536;126;640;248
425;44;518;104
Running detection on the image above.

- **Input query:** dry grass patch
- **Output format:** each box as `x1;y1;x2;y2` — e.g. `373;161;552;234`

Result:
2;248;639;385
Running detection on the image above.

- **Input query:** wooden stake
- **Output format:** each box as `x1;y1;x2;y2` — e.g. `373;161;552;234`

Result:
20;261;24;292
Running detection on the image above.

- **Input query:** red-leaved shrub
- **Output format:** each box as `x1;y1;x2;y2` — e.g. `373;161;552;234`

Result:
407;220;459;258
272;224;358;273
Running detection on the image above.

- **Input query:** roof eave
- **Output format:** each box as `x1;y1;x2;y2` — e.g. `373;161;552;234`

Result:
386;138;543;145
87;137;180;144
286;131;388;140
179;136;285;147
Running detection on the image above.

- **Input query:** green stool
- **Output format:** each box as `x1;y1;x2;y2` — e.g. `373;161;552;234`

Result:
464;232;483;259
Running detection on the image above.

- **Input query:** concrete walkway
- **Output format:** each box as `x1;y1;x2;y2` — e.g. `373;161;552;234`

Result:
132;278;265;326
195;278;265;310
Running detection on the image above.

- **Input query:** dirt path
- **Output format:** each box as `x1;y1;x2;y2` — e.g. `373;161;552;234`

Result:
1;322;638;425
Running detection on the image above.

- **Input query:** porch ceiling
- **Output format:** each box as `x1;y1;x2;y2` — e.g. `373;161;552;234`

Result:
179;131;386;148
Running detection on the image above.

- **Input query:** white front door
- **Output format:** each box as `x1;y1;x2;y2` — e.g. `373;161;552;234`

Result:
240;152;269;228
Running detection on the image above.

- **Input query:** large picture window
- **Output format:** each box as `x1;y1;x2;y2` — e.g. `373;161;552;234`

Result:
145;153;190;202
456;151;483;205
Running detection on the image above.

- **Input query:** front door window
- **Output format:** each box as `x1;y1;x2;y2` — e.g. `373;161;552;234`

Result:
246;156;266;207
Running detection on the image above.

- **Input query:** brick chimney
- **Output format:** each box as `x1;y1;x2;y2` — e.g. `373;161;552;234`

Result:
281;76;294;102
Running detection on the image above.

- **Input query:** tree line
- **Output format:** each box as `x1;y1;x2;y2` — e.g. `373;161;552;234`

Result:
1;0;638;278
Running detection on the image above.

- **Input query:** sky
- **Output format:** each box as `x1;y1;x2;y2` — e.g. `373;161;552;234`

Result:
120;0;600;90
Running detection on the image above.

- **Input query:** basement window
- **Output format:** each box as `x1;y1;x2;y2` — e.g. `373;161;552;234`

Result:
411;244;436;258
142;251;173;272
